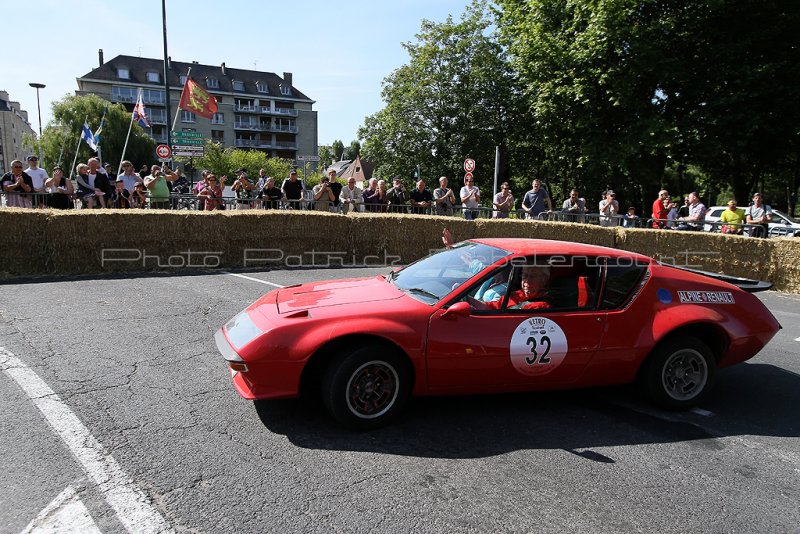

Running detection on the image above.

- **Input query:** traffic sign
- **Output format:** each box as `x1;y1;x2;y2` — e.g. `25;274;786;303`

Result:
172;145;205;157
464;158;476;172
156;144;171;160
297;155;321;161
464;171;474;180
171;131;204;146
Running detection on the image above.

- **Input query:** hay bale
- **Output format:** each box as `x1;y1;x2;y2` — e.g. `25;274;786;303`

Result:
616;227;772;281
770;238;800;293
0;209;48;276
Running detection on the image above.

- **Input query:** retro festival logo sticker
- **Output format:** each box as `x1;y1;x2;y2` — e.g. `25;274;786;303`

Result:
509;317;569;376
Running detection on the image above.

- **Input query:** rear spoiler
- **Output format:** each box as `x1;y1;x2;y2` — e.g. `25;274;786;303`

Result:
669;265;773;293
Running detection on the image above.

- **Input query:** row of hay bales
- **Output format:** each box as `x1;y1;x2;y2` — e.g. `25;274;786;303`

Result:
1;209;798;293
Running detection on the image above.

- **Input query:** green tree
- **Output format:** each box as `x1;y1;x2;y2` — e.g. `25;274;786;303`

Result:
344;140;361;160
331;139;345;161
43;94;155;176
191;142;292;181
359;1;528;195
318;145;334;169
496;0;800;208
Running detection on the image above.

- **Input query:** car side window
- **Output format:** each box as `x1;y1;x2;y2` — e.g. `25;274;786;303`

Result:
600;264;648;309
461;265;512;310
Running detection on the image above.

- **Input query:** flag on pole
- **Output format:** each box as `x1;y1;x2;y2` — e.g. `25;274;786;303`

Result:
81;120;97;151
94;109;107;147
178;76;218;119
133;90;151;127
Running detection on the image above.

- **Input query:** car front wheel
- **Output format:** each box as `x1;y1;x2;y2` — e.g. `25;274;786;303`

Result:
322;346;410;429
642;336;716;409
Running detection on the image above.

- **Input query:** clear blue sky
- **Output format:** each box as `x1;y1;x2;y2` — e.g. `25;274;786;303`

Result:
4;0;470;146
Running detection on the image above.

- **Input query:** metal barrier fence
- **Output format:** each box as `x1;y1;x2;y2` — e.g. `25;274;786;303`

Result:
2;191;796;239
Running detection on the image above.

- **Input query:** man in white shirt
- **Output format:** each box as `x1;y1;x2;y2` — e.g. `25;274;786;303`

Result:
24;155;49;207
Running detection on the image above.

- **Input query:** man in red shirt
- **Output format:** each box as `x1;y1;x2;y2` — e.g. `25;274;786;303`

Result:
651;189;670;228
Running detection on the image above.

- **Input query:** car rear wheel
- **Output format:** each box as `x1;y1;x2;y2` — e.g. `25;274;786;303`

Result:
641;336;716;409
322;346;410;430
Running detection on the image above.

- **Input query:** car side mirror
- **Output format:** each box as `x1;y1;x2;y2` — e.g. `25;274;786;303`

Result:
443;301;471;319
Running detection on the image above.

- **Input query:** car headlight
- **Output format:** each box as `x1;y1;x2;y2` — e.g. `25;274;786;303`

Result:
225;311;262;350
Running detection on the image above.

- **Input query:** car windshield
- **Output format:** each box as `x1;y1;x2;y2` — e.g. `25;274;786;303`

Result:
391;242;511;304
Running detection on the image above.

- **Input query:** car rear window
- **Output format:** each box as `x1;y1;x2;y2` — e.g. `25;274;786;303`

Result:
600;264;648;309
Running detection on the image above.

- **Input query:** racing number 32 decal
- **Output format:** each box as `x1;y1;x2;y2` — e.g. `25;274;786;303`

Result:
510;317;568;376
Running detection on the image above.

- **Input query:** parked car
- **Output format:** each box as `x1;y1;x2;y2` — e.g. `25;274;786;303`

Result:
216;239;781;429
704;206;800;236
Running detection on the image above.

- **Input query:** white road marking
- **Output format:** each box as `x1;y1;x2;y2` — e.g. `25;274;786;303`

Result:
224;272;284;288
0;347;173;534
21;485;102;534
795;337;800;342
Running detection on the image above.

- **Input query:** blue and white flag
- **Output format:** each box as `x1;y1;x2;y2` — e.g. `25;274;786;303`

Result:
94;110;106;147
81;120;97;151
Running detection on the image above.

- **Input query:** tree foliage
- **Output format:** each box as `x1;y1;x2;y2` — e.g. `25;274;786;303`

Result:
359;1;529;189
357;0;800;214
496;0;800;210
191;141;293;181
42;94;156;176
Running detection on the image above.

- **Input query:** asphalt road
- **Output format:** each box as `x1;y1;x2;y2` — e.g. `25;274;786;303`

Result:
1;267;798;533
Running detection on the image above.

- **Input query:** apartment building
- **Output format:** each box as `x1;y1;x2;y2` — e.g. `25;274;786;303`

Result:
76;50;317;161
0;91;36;174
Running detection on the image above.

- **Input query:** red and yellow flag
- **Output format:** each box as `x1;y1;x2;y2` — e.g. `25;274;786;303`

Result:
178;76;218;119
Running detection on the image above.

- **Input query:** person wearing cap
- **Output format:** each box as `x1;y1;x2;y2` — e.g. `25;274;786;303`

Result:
521;179;552;219
1;159;34;208
109;177;132;209
24;155;49;208
745;192;772;237
719;200;745;234
281;170;305;209
676;191;706;231
623;206;640;228
599;190;620;226
232;168;256;209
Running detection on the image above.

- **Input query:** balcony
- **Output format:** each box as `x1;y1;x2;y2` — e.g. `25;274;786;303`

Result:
275;141;297;149
235;105;257;113
234;122;260;130
271;125;298;133
111;94;136;103
152;134;167;143
150;113;167;125
236;138;274;149
259;106;299;117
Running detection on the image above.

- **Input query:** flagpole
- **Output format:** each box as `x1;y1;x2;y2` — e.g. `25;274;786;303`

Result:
118;104;136;176
56;131;69;168
69;116;87;179
171;66;191;133
162;0;173;153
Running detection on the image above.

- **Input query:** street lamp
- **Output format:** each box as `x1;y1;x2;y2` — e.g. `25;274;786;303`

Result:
29;82;46;164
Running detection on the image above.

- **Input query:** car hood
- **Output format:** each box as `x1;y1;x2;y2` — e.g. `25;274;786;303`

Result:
275;276;404;314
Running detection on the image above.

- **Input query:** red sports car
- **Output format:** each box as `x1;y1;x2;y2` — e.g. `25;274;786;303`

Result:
216;239;780;429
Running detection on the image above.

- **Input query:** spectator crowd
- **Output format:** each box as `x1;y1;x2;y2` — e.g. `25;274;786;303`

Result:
1;156;786;237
